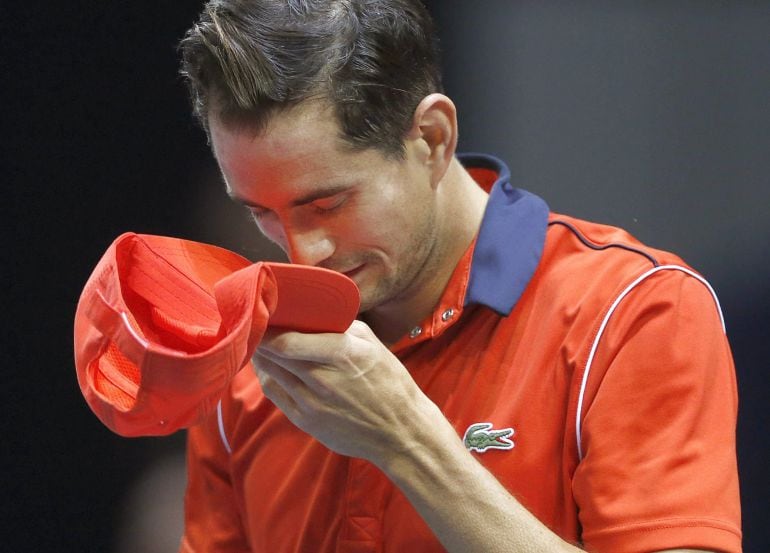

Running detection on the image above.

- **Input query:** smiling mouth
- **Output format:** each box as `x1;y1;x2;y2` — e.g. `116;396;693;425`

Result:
342;264;365;280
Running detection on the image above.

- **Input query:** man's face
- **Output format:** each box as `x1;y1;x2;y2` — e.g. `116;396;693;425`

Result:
209;102;440;314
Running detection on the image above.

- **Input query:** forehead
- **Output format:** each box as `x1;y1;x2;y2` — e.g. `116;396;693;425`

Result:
209;102;343;185
209;102;397;207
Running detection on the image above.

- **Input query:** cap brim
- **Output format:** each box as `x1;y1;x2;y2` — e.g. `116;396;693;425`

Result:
266;262;360;333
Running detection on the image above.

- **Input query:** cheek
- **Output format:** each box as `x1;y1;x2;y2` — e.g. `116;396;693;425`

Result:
344;203;398;247
349;200;425;256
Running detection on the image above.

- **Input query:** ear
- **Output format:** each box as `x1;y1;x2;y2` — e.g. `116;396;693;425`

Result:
406;93;458;188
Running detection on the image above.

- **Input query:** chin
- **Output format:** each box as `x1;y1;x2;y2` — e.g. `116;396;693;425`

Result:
356;294;379;315
355;284;389;314
352;261;412;314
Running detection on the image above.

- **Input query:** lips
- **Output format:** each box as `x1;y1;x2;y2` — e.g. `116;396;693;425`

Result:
341;264;365;281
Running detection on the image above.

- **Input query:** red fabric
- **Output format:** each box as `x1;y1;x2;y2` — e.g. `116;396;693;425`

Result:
74;233;358;437
183;215;740;552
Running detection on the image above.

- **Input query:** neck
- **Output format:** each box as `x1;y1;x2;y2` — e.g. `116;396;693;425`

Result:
364;158;488;345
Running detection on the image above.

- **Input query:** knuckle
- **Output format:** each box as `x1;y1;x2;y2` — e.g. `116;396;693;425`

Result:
255;369;273;389
268;332;294;352
337;334;360;363
251;355;265;372
348;320;373;338
259;380;278;401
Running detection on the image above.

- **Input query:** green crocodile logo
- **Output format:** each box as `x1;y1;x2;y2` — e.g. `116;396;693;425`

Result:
463;422;515;453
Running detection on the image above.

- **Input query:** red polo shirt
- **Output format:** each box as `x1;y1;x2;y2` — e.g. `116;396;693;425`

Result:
182;154;741;553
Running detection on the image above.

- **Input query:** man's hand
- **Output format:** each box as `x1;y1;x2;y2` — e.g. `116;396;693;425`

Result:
253;320;435;464
253;320;591;553
254;321;716;553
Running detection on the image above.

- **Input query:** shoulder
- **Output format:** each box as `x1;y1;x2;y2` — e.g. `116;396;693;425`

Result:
545;213;686;269
534;213;717;312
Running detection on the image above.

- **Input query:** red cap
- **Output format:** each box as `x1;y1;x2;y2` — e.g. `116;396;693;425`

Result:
74;233;359;437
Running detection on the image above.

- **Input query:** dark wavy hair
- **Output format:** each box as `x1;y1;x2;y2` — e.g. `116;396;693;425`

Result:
179;0;443;158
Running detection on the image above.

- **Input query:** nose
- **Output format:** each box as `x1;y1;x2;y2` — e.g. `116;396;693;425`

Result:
284;225;335;266
252;210;335;267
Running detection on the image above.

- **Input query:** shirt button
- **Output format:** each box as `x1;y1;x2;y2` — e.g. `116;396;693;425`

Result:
441;308;455;322
409;326;422;339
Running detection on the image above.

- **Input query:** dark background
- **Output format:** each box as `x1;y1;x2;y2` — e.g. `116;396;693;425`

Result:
3;2;768;551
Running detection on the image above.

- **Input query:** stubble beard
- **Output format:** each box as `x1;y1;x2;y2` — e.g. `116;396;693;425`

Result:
357;212;439;316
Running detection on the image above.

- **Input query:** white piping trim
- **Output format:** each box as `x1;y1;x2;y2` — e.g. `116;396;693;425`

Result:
576;264;726;461
217;400;232;454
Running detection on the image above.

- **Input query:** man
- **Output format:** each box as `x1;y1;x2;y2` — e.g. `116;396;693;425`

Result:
178;1;741;551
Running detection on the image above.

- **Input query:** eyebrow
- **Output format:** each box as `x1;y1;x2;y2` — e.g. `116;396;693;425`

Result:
228;184;352;210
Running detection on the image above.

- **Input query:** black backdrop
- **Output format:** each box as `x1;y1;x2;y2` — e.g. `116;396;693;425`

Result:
3;2;768;551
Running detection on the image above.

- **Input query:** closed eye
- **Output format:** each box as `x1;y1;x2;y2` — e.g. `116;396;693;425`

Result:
310;194;346;214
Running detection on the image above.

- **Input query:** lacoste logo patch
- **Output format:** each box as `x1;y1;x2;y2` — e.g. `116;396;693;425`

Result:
462;422;515;453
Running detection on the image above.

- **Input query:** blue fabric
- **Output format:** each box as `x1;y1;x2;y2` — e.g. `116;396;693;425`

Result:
458;153;549;316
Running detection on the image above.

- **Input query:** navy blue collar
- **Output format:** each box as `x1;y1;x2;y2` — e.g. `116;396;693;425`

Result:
458;153;549;316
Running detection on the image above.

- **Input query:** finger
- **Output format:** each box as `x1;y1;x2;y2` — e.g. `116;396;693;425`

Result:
256;346;322;388
346;319;376;340
259;328;359;364
252;352;309;415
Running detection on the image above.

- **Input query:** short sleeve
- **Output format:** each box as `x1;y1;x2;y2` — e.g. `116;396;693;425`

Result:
573;268;742;553
180;411;251;553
